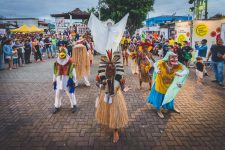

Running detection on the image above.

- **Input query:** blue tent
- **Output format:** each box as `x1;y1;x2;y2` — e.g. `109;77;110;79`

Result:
145;15;192;27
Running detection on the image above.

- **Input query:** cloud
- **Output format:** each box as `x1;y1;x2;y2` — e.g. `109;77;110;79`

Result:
0;0;224;19
148;0;225;18
0;0;98;18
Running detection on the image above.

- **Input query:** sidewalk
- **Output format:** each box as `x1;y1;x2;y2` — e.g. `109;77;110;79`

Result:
0;57;224;150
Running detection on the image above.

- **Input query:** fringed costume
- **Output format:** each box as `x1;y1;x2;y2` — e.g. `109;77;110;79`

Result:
137;41;155;89
72;43;91;86
128;43;139;74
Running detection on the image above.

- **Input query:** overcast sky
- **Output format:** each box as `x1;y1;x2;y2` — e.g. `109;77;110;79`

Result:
0;0;224;19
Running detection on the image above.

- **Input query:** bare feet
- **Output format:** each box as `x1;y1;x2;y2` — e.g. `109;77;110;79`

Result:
157;110;164;118
113;131;119;143
173;107;180;113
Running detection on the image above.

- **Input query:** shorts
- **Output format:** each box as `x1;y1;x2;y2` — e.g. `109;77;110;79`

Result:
13;58;18;65
4;56;11;63
196;69;203;79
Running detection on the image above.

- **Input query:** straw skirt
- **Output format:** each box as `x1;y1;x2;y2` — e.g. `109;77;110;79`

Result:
96;88;128;129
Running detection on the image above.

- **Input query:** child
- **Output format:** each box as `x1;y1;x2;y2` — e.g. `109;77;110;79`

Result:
196;57;204;84
157;45;163;59
12;46;18;69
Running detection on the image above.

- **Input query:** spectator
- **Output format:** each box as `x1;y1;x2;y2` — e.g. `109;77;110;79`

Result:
0;40;3;70
32;38;43;63
63;35;69;48
3;39;13;70
39;38;45;57
75;32;80;41
51;35;57;57
14;40;24;67
24;40;32;64
44;36;52;59
195;39;209;76
182;41;193;67
177;43;184;64
67;38;73;57
169;37;175;46
195;57;204;84
173;42;178;54
195;39;208;58
12;46;18;69
207;38;225;88
57;36;64;48
162;40;169;57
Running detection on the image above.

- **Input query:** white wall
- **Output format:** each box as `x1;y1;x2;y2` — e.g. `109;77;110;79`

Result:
2;19;38;27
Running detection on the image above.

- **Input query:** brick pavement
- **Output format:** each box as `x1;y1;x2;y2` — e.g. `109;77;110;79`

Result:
0;57;225;150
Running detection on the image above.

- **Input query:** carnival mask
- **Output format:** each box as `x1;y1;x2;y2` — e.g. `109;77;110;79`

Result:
59;49;67;59
105;62;116;79
169;55;178;66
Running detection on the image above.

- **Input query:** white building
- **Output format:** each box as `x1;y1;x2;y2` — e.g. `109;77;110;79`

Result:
0;18;39;28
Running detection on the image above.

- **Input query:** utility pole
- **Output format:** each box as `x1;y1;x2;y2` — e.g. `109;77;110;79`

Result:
204;0;208;19
98;0;101;20
189;0;208;20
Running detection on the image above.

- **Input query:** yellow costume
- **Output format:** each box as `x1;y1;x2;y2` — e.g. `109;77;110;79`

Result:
155;60;183;94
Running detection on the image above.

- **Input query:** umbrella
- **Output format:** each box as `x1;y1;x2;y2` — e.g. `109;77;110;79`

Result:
11;24;31;33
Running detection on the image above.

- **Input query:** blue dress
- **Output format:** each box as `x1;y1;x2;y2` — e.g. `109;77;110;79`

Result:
147;84;174;110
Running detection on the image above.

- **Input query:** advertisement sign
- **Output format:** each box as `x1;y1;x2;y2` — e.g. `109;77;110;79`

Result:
175;21;191;44
160;28;168;39
55;17;65;27
221;23;225;43
192;20;225;57
0;29;6;35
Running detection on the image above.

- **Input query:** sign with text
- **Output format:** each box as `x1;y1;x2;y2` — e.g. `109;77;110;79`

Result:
55;17;65;27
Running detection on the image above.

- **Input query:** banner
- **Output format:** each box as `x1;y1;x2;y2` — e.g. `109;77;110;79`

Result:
192;20;225;57
175;21;191;44
0;29;6;35
55;17;65;27
88;13;129;55
221;23;225;43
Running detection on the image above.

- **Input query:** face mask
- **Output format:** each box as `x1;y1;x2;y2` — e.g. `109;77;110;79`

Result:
59;51;66;59
169;56;178;65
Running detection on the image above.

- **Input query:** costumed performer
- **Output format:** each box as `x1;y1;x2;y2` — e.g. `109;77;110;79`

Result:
121;39;129;66
95;51;128;143
72;38;91;87
137;40;155;89
53;47;77;114
147;51;189;118
128;38;139;74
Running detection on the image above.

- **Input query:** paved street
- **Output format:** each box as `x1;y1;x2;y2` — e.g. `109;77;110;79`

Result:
0;57;225;150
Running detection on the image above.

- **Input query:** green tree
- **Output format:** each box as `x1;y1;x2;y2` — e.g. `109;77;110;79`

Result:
87;7;99;17
99;0;154;34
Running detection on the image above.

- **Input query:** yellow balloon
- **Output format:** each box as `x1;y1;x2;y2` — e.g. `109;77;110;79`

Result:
194;23;209;37
177;34;186;44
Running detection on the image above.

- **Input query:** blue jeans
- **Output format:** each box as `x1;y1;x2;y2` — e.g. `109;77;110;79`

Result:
0;54;3;69
46;47;52;58
212;61;224;84
51;44;57;56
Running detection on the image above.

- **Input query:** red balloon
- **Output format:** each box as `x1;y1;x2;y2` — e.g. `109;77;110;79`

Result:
216;27;221;33
186;32;190;37
210;31;217;37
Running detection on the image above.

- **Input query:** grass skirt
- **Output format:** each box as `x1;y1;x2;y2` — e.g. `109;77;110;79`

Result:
96;89;128;129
